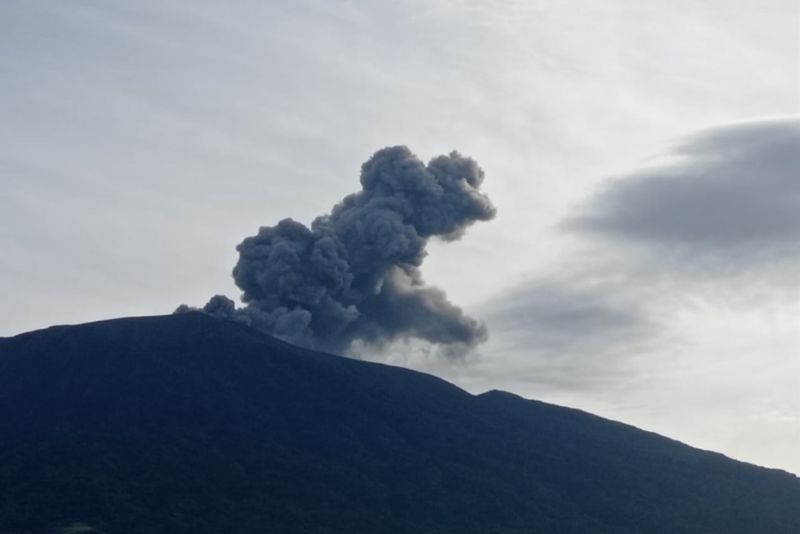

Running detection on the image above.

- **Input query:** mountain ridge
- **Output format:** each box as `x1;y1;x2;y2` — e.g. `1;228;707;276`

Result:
0;312;797;533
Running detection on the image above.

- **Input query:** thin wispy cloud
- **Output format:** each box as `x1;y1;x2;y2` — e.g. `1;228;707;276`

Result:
480;272;658;389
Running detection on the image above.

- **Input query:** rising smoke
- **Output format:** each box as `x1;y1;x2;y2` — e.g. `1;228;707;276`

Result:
179;146;495;354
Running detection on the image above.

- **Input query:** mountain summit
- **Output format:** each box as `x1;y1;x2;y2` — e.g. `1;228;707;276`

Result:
1;312;797;533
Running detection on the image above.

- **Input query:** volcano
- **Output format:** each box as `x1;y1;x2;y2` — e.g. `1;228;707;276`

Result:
0;312;797;533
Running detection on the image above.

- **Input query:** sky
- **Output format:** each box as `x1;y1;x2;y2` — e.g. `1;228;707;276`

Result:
2;0;799;473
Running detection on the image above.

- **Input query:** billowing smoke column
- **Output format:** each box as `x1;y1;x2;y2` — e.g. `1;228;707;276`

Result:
183;146;496;354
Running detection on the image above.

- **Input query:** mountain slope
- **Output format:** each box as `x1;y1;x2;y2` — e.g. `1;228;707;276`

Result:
0;313;797;533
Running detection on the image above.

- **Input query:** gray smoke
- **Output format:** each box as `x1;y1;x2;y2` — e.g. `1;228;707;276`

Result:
180;146;496;354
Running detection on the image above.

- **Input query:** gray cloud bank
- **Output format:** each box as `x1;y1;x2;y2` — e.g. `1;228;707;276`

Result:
564;118;800;275
179;146;495;354
482;117;800;387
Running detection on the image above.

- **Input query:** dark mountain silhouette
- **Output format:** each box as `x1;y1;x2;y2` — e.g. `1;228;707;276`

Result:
0;313;797;533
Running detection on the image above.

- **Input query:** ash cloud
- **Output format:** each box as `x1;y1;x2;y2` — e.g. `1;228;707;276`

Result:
181;146;495;354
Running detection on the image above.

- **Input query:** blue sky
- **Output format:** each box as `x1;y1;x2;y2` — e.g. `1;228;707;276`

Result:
2;0;799;473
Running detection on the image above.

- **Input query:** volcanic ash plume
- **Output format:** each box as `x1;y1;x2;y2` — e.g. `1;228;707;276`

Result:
179;146;496;354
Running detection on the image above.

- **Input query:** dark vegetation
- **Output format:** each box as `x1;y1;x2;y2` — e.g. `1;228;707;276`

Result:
0;313;797;533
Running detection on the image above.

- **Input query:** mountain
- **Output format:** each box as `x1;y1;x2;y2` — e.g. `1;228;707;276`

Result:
0;313;797;533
